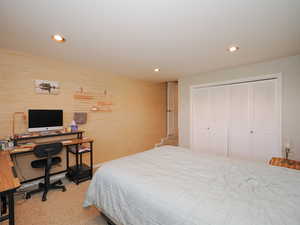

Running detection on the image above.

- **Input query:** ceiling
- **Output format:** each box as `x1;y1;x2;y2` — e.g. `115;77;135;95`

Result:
1;0;300;82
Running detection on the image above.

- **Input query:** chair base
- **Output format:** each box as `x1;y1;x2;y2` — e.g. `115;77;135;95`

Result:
26;179;66;201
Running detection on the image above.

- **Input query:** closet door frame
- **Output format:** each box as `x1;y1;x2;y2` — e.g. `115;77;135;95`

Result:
190;73;282;158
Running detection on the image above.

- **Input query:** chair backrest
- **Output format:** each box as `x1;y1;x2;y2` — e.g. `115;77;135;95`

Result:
33;142;63;158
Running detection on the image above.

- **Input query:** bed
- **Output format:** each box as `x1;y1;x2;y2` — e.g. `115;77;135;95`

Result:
83;146;300;225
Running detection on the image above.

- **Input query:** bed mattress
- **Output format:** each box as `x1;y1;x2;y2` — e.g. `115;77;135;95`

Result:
83;146;300;225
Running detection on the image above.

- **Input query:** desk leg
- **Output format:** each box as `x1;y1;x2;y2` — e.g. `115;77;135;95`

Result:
66;146;69;170
76;145;79;185
8;191;15;225
80;153;83;167
90;142;93;178
1;193;7;215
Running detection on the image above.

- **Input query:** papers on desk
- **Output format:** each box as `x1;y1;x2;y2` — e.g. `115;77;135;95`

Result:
62;140;73;144
22;142;35;146
68;145;91;154
10;147;32;154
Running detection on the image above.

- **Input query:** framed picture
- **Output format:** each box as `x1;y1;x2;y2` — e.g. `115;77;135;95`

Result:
35;80;60;95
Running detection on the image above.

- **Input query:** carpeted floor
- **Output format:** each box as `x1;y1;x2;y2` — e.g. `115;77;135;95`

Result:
3;179;107;225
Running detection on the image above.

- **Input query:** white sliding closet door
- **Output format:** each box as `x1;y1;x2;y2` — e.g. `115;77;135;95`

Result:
191;88;211;152
250;79;280;161
191;76;281;162
228;83;252;159
210;86;229;156
191;86;229;155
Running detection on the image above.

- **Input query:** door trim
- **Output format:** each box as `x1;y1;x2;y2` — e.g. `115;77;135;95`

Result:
190;73;282;158
167;81;178;137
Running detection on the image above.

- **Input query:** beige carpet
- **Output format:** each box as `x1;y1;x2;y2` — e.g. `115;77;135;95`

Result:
3;179;107;225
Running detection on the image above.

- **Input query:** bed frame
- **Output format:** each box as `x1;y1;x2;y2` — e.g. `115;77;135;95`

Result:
100;212;118;225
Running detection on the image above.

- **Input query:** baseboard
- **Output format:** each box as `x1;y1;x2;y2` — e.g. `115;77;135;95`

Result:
93;163;102;168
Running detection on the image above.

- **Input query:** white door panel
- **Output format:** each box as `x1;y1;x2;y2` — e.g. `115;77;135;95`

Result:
210;86;229;156
191;88;211;152
252;80;277;131
210;127;228;156
229;83;251;159
192;88;211;128
229;84;250;130
250;79;280;161
210;86;229;128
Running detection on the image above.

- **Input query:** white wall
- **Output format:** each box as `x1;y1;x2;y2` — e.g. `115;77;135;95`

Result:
179;54;300;160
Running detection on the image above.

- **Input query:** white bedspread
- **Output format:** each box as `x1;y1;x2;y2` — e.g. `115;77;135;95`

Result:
83;146;300;225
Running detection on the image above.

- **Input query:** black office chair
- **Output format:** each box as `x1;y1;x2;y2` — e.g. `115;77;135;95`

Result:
26;143;66;201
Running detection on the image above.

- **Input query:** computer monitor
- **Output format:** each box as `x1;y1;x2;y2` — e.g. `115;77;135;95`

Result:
28;109;63;132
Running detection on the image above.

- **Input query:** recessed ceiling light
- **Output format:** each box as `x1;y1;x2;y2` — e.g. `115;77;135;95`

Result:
51;34;66;43
154;68;160;72
228;46;239;52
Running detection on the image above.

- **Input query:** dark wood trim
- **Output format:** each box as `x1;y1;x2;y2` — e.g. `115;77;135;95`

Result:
101;212;117;225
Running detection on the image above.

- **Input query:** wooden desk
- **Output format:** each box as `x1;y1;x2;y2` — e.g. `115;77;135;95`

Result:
13;130;84;146
0;135;93;225
0;151;21;225
9;138;93;155
269;157;300;170
9;138;94;184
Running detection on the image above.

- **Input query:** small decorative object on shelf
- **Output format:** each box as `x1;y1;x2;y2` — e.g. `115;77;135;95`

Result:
281;141;295;165
70;120;78;132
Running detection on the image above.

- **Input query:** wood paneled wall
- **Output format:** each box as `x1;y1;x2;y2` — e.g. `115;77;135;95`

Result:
0;49;166;165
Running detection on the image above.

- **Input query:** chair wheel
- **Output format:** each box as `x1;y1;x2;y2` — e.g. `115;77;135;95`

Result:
62;187;66;192
25;193;31;199
42;196;47;201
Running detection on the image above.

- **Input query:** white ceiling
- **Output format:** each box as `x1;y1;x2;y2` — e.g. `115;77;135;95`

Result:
1;0;300;82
